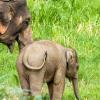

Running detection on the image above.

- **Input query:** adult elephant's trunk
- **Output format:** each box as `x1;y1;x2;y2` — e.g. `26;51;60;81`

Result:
72;76;80;100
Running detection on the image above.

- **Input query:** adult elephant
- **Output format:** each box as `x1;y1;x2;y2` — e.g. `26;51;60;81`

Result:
0;0;33;52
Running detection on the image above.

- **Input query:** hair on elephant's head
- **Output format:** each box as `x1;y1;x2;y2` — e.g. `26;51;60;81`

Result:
0;0;32;52
65;48;80;100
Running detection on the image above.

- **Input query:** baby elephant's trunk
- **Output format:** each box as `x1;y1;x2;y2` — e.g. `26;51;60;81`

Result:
72;77;80;100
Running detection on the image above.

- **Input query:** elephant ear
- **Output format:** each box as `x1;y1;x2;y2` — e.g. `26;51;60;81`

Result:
66;48;79;71
66;49;73;70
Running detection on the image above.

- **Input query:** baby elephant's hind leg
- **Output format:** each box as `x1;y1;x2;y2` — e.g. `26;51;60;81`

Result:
19;76;31;100
29;70;45;98
16;59;30;96
20;74;30;95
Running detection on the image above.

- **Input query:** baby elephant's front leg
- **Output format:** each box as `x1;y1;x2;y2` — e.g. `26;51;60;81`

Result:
52;67;65;100
52;79;65;100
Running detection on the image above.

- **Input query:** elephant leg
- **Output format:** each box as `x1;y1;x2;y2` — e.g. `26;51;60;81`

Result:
20;74;30;95
16;58;30;95
29;70;45;97
19;76;31;100
16;64;32;100
47;82;53;100
52;79;65;100
52;67;65;100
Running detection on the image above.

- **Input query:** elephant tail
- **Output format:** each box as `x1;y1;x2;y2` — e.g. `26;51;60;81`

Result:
23;46;47;70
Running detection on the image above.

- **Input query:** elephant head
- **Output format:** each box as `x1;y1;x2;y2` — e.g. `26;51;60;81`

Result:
0;0;33;52
65;48;80;100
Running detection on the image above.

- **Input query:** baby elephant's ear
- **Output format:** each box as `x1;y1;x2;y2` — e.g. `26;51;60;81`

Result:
65;48;75;70
66;49;73;62
65;49;71;70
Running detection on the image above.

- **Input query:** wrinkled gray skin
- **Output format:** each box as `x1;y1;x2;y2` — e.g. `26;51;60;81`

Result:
0;0;33;52
17;40;80;100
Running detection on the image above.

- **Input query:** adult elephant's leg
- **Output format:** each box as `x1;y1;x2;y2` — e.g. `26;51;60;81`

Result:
52;67;65;100
17;26;33;50
47;81;53;100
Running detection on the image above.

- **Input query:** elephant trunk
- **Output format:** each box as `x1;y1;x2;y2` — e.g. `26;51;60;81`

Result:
72;75;80;100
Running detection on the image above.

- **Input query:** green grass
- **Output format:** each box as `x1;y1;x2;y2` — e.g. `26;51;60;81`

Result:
0;0;100;99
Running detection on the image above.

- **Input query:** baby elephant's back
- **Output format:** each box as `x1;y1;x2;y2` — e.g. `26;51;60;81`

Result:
23;43;47;70
33;40;65;65
23;40;66;70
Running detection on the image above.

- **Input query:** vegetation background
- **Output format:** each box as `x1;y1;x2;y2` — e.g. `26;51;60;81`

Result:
0;0;100;100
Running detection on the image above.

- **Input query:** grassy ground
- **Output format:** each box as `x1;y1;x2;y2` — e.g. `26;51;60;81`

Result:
0;0;100;100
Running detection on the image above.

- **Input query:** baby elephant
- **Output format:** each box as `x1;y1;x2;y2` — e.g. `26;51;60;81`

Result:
17;40;80;100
